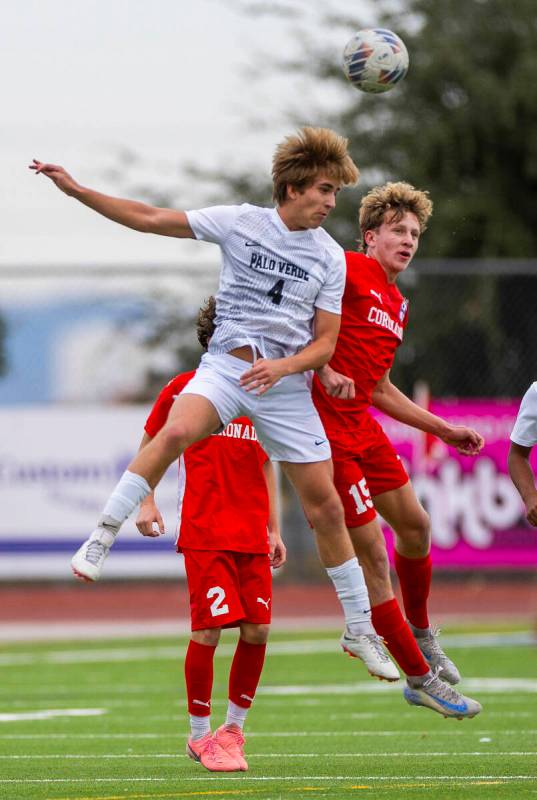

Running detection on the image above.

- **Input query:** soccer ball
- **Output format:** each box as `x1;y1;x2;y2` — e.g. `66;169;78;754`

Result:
342;28;409;94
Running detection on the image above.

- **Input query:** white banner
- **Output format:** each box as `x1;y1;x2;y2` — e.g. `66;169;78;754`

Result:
0;406;185;580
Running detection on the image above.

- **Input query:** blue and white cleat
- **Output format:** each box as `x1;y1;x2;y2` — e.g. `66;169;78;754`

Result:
403;668;482;719
410;623;461;685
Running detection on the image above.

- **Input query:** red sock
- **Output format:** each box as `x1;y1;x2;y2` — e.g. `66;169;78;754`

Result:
228;639;267;708
394;551;432;629
372;598;429;677
185;640;216;716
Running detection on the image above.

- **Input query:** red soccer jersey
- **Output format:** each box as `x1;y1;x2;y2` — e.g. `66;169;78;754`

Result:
144;371;270;554
312;251;409;438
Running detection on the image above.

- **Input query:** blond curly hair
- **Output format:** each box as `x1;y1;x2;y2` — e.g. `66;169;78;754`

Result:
272;127;359;205
359;182;433;251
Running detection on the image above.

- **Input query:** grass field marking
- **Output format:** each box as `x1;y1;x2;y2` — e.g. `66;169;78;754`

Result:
41;783;522;800
256;678;537;695
2;751;536;759
53;790;287;800
0;708;105;721
0;631;533;667
52;791;275;800
2;728;536;739
0;640;341;666
2;775;535;784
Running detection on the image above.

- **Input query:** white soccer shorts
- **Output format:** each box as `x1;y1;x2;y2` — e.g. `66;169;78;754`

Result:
181;352;332;463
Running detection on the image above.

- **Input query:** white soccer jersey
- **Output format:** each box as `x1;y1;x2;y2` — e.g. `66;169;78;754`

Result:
511;382;537;447
186;203;345;359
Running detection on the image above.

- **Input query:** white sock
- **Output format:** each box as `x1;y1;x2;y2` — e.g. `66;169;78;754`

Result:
189;714;211;740
225;700;248;730
100;470;151;528
326;557;374;635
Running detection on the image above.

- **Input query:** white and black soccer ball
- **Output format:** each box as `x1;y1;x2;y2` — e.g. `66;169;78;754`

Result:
342;28;409;94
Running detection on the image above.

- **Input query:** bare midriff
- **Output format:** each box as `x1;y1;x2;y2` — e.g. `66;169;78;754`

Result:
228;346;256;363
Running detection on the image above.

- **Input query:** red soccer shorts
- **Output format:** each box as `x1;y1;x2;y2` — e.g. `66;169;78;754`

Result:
331;426;409;529
183;548;272;631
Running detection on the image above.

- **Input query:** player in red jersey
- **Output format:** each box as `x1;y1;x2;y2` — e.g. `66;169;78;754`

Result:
313;182;484;718
135;300;286;772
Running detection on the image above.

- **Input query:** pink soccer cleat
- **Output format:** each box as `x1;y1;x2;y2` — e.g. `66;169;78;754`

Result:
213;724;248;771
186;731;241;772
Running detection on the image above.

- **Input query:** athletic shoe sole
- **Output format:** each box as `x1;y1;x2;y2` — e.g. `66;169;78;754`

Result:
403;685;481;719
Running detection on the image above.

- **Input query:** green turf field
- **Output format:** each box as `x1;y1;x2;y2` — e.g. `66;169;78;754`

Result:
1;625;536;799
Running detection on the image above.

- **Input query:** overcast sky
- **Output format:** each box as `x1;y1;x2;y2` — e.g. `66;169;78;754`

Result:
2;0;374;266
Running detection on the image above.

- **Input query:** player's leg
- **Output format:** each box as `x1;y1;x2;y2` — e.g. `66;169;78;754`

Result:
332;455;428;679
355;432;459;681
214;553;272;771
251;377;397;680
374;481;461;684
281;459;398;681
342;446;480;716
186;627;220;752
345;515;481;719
184;548;247;772
372;480;431;620
72;362;234;580
347;518;430;679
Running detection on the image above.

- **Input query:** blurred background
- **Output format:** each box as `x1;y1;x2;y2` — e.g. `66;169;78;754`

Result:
2;0;537;629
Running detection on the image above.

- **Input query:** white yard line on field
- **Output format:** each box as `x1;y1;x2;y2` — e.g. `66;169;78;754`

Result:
0;617;342;643
0;775;534;785
255;678;537;694
0;728;535;739
0;708;105;722
0;632;533;666
0;751;535;759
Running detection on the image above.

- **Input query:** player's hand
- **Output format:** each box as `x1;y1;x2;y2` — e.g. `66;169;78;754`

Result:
316;364;355;400
136;499;165;537
29;160;81;196
240;358;288;395
525;494;537;527
269;532;286;568
440;425;484;456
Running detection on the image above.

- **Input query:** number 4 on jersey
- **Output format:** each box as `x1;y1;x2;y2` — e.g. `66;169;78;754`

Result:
267;279;284;305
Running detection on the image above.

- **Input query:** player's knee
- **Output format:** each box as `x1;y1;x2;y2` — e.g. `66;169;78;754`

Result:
192;628;221;647
399;510;431;554
308;492;345;531
240;623;270;645
159;420;192;453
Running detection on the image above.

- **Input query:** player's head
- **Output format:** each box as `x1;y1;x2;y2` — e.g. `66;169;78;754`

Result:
358;182;432;276
196;296;216;350
272;127;359;229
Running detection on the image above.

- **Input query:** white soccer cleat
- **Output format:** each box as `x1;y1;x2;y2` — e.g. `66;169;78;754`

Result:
340;629;400;681
71;527;116;582
410;624;461;685
404;667;482;719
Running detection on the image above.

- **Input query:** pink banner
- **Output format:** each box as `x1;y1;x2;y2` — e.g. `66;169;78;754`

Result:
373;400;537;569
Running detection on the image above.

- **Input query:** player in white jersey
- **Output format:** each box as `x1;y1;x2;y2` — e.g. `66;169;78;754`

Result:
30;127;398;681
509;382;537;526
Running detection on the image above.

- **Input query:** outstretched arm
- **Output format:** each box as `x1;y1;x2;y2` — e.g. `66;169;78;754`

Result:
29;160;193;238
508;442;537;526
372;370;484;455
